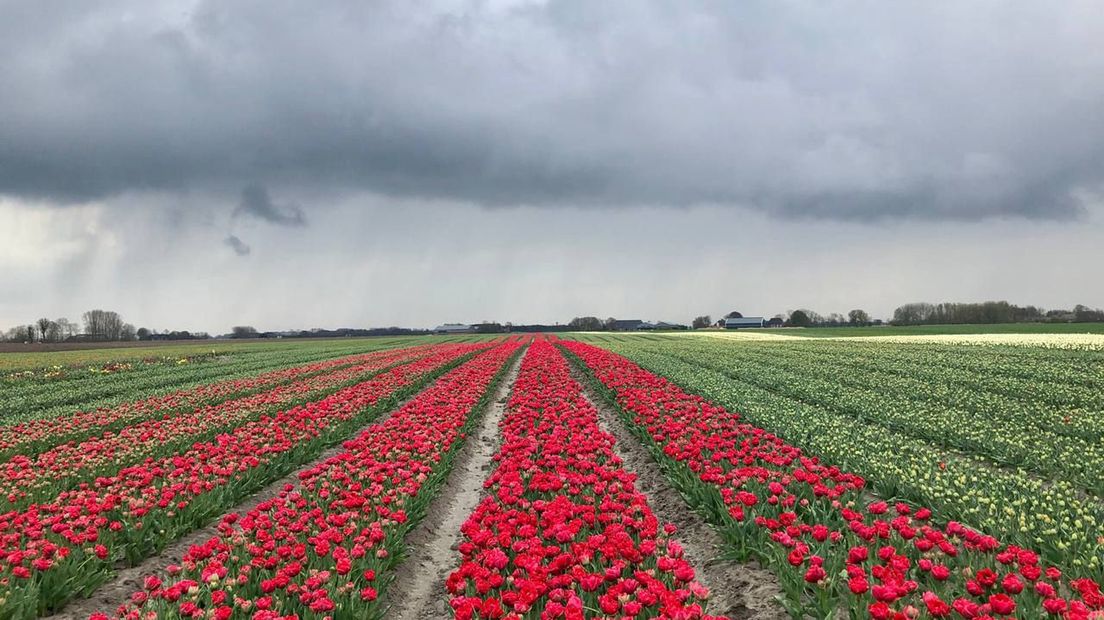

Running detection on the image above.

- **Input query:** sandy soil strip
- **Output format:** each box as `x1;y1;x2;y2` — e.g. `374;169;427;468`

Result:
388;354;524;620
48;380;443;620
572;367;789;620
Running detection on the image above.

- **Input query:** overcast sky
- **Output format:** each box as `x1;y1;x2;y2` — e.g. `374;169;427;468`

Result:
2;0;1103;332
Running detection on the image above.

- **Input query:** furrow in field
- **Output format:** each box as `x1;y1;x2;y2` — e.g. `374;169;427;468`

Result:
95;340;523;620
0;343;487;618
388;349;524;620
561;341;1104;618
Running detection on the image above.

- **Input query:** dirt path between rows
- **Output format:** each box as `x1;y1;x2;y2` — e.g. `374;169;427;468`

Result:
389;354;523;620
49;384;437;620
572;368;789;620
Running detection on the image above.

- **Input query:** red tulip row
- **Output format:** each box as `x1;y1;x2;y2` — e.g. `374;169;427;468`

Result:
102;341;523;620
559;341;1104;620
0;344;437;460
446;341;721;620
0;342;486;618
0;345;431;509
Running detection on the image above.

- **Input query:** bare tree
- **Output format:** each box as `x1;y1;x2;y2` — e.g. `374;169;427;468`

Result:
691;315;712;329
231;326;259;339
82;309;126;341
54;318;77;340
45;321;63;342
36;318;54;342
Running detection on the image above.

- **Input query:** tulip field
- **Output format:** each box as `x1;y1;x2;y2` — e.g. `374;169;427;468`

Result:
445;340;717;620
562;334;1104;619
0;334;1102;619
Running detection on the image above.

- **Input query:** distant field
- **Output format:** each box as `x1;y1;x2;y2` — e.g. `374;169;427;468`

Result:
570;323;1104;350
0;333;497;371
759;322;1104;337
0;336;438;423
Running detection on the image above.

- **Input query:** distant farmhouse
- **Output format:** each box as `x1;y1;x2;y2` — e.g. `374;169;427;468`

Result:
434;323;476;334
609;319;689;331
651;321;689;330
610;319;646;331
723;316;765;329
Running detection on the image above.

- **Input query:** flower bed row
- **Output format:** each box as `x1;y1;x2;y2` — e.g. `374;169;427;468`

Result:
3;353;223;384
560;341;1104;620
0;345;430;509
446;340;721;619
0;343;435;460
0;343;486;618
103;341;523;619
599;340;1103;578
0;342;430;426
661;341;1104;500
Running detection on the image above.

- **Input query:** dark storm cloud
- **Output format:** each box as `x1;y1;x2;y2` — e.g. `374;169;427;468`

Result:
233;185;306;227
223;234;251;256
2;1;1104;220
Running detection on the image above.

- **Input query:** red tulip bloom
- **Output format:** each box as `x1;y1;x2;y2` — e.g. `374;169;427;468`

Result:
953;597;980;619
987;593;1016;616
1042;598;1066;614
922;592;952;617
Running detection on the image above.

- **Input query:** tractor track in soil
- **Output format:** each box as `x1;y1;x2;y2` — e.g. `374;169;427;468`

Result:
389;354;524;620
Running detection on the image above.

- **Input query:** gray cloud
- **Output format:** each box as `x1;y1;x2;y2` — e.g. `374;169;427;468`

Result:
4;197;1102;333
233;185;306;227
223;234;251;256
1;1;1104;221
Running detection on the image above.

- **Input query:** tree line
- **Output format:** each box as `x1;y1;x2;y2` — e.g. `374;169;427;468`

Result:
564;311;877;331
2;310;140;343
6;300;1103;343
890;301;1104;326
568;300;1104;331
765;309;875;327
1;309;217;343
